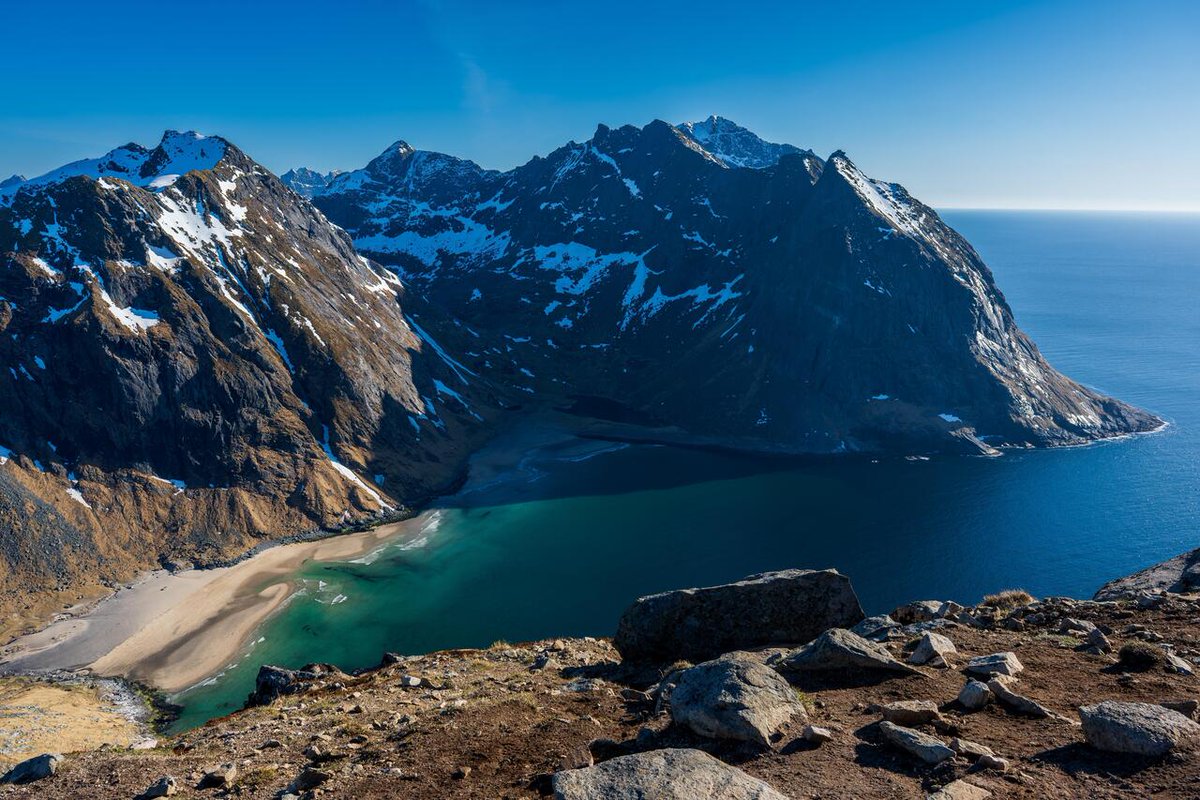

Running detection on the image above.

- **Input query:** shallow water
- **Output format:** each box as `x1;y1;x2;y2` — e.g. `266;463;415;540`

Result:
168;210;1200;731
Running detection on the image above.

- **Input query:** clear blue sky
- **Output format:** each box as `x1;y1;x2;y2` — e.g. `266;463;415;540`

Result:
2;0;1197;210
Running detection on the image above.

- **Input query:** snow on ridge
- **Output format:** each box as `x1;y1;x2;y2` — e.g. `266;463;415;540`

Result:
2;130;226;198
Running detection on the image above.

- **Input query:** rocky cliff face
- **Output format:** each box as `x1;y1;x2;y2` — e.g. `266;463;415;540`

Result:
0;132;493;631
313;118;1160;456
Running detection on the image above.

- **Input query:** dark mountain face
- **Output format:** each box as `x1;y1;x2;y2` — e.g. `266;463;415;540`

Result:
313;119;1159;456
0;132;492;625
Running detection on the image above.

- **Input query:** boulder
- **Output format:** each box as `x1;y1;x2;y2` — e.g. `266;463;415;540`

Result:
964;652;1023;678
1161;699;1200;720
909;632;957;667
246;663;347;707
891;600;947;625
803;724;834;744
927;779;991;800
669;655;805;746
1094;547;1200;600
0;753;62;785
780;629;924;676
851;615;898;641
138;776;178;799
1079;701;1200;756
550;748;787;799
987;677;1055;718
977;754;1009;771
613;569;864;663
882;700;943;726
957;680;993;711
1086;628;1113;654
878;721;955;764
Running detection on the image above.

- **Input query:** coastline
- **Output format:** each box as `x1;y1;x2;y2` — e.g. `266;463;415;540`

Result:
0;518;423;694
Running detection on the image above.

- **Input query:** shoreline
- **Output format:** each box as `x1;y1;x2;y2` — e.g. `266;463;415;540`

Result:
0;412;595;700
0;518;424;695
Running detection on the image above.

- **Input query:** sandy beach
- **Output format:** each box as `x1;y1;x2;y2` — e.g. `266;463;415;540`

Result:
0;518;422;694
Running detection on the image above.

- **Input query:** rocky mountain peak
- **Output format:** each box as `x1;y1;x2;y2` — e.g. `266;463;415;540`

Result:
0;174;24;190
280;167;342;198
678;115;808;169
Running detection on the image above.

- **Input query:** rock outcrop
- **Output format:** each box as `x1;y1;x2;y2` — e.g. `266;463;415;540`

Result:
780;628;924;675
1095;547;1200;600
613;569;863;663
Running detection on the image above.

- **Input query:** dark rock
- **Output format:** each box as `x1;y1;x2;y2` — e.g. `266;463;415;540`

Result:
0;753;62;785
246;663;347;707
964;652;1023;677
613;569;864;663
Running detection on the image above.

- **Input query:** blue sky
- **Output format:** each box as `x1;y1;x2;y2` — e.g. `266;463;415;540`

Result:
1;0;1196;210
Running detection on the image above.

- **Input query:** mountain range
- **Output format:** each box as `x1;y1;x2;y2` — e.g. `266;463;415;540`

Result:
0;117;1159;634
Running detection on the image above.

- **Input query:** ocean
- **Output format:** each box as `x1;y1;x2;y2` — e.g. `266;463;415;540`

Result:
168;210;1200;731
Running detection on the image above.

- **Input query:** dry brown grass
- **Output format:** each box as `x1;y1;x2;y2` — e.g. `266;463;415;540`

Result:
981;588;1035;611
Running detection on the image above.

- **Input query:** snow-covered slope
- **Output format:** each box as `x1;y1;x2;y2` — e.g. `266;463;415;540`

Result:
678;115;810;169
0;132;493;622
314;118;1159;456
280;167;342;198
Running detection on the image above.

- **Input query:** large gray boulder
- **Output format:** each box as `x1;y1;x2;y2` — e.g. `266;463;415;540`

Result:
614;569;864;663
1079;701;1200;756
670;655;806;746
1094;548;1200;600
551;748;787;799
0;753;62;785
780;629;924;676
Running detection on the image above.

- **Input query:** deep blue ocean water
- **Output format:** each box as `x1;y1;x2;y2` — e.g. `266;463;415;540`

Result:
169;210;1200;730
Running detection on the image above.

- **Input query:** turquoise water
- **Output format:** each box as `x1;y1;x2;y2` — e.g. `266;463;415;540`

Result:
169;211;1200;731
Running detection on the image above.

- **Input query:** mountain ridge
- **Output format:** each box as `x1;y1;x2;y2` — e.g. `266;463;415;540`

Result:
0;118;1162;637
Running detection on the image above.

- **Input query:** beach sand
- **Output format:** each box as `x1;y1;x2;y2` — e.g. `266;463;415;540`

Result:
0;519;420;694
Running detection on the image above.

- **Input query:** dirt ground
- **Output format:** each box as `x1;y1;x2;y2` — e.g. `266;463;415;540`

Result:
0;678;143;768
2;595;1199;799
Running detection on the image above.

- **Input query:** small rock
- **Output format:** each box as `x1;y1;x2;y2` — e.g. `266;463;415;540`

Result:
851;615;898;641
958;680;993;711
1059;617;1096;635
965;652;1023;678
197;763;238;789
1086;628;1113;654
949;737;994;760
878;721;955;764
550;748;787;799
927;779;991;800
1079;701;1200;756
909;632;957;667
0;753;62;785
781;629;925;676
452;766;472;779
976;754;1009;771
669;654;806;746
882;700;943;726
138;776;177;799
892;600;946;625
1163;650;1195;676
803;724;834;744
987;677;1055;718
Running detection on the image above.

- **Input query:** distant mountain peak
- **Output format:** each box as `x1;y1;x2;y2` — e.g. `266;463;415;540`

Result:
1;129;228;200
678;116;809;169
0;174;24;190
280;167;343;198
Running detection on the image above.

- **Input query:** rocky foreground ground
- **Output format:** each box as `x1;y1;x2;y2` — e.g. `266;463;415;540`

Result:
3;549;1200;799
